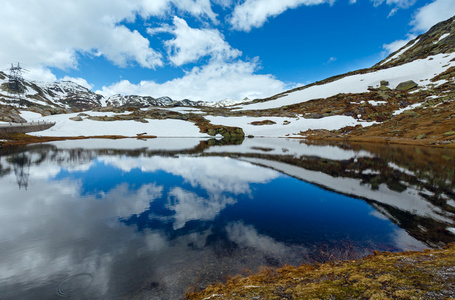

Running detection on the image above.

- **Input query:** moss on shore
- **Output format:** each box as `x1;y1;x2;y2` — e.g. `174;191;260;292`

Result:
186;244;455;300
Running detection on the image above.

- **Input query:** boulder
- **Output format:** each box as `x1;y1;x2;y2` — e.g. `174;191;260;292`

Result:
250;120;276;126
69;116;83;121
396;80;418;91
380;80;389;86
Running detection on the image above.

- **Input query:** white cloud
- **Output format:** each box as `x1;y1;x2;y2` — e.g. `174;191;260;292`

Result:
149;17;241;66
139;0;218;22
61;76;94;90
98;59;286;101
372;0;417;17
0;0;221;72
382;34;416;53
411;0;455;32
372;0;416;8
0;0;164;71
325;57;337;64
230;0;334;31
22;67;58;82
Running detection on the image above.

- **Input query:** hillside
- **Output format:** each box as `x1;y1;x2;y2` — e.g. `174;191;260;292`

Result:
0;16;455;146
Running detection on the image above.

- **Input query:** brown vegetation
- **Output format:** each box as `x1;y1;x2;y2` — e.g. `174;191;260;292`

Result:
186;244;455;300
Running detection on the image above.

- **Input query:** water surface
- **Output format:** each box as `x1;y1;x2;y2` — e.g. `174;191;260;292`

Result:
0;138;454;299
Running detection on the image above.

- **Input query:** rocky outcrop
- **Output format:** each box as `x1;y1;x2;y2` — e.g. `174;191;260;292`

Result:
206;126;245;143
395;80;418;91
250;120;277;126
69;116;83;121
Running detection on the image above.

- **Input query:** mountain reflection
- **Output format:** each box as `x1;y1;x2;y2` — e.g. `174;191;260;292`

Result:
0;138;454;299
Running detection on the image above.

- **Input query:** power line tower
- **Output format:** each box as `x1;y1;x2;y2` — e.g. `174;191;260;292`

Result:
8;62;25;102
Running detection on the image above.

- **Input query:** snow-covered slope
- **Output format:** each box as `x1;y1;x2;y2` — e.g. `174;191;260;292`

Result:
0;76;102;111
237;52;455;111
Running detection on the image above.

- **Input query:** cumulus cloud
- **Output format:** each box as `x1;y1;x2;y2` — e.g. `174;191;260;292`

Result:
98;59;286;101
0;0;221;72
148;17;241;66
0;0;164;71
22;67;58;82
411;0;455;32
230;0;334;31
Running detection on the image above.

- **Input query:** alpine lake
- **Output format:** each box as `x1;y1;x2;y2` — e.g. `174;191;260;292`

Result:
0;137;454;299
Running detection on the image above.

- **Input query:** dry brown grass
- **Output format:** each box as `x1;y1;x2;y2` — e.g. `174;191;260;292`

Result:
186;245;455;300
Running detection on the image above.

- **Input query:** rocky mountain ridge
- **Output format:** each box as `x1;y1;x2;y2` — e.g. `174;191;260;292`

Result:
0;72;245;117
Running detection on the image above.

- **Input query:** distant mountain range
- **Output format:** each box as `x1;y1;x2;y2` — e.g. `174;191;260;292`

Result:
0;73;248;114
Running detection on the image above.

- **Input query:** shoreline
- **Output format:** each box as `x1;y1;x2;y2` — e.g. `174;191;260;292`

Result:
2;132;455;149
186;244;455;300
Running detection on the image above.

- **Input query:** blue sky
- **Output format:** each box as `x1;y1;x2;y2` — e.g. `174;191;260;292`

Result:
1;0;454;101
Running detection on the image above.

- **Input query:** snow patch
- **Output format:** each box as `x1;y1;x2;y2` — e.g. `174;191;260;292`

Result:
367;100;387;106
206;115;375;137
393;103;422;116
380;39;419;66
435;33;450;44
27;111;207;137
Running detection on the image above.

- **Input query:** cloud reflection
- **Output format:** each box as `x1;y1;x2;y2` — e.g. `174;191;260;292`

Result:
226;222;286;255
168;187;236;229
98;155;280;196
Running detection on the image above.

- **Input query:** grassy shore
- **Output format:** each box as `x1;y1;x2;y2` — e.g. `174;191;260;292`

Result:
186;245;455;300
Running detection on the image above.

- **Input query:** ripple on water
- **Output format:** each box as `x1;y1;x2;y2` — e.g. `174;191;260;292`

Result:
57;273;94;298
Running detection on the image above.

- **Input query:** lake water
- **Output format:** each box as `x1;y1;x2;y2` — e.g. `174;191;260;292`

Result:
0;138;454;299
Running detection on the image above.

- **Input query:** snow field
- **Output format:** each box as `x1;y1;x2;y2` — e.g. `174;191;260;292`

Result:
207;115;375;137
25;111;208;137
239;53;455;111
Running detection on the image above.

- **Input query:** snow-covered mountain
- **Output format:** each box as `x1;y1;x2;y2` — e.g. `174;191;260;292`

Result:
0;72;249;114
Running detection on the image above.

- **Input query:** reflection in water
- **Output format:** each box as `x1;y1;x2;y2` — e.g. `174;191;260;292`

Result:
0;138;454;299
11;152;31;190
